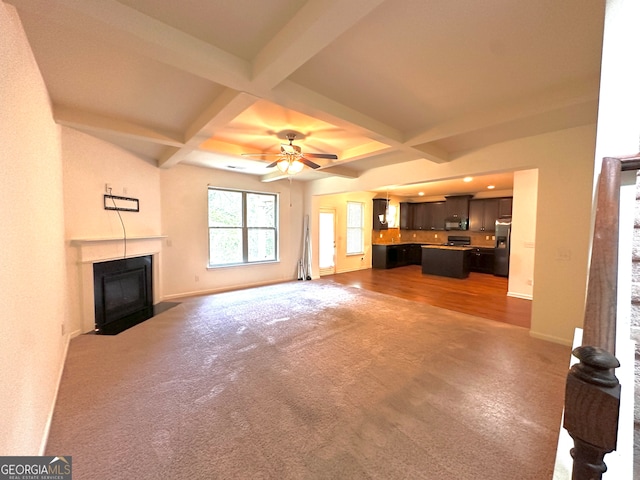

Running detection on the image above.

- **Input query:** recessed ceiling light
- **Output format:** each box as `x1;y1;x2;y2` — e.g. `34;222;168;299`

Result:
463;177;473;182
487;185;495;189
418;192;424;196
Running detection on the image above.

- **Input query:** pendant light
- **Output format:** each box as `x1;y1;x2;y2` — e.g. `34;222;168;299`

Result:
378;191;390;224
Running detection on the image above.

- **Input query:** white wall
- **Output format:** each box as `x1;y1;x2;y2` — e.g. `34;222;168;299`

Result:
62;128;162;335
160;164;305;298
0;4;68;455
508;169;538;299
308;125;597;345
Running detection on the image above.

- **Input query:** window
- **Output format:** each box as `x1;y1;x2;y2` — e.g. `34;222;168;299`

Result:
208;188;278;266
346;201;364;255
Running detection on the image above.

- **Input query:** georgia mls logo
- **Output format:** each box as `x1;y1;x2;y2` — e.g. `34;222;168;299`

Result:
0;456;72;480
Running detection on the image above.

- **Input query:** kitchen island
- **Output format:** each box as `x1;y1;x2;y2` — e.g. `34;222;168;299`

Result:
421;245;472;279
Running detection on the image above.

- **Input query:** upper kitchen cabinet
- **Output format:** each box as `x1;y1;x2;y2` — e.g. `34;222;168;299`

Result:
372;198;389;231
469;197;512;232
498;197;513;217
413;203;430;230
445;195;473;220
400;202;446;230
428;202;446;230
399;202;412;230
469;199;499;232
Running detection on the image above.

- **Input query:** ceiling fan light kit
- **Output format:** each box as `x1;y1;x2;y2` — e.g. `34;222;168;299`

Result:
276;156;305;175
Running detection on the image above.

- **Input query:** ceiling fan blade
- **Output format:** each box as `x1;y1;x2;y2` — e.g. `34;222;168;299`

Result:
299;156;321;169
303;153;338;160
241;153;281;157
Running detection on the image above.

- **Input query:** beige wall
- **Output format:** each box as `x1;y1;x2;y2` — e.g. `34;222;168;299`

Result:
160;163;305;298
308;125;596;345
508;169;538;299
0;4;68;455
317;191;376;273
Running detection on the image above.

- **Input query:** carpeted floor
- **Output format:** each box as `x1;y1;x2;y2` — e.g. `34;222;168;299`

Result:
46;280;570;479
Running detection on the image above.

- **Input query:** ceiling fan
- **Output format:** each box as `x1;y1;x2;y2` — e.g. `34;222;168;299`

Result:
242;132;338;174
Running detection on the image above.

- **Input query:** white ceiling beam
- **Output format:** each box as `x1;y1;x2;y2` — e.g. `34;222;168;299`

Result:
317;165;359;179
271;80;451;163
159;90;259;169
410;143;450;164
405;76;600;147
6;0;253;90
259;170;292;183
272;80;403;144
252;0;385;89
53;106;185;147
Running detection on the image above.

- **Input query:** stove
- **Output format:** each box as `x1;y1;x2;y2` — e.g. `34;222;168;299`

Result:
442;235;471;246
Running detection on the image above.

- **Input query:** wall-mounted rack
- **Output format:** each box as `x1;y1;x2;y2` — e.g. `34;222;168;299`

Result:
104;194;139;212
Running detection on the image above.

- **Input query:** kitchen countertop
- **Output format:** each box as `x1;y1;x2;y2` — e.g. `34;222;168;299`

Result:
421;245;473;251
373;242;494;249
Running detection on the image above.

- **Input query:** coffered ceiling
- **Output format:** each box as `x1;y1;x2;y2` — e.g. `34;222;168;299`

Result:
7;0;605;192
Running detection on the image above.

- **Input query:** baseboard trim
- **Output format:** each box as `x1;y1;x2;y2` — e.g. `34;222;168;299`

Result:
335;265;370;275
529;330;574;346
162;278;296;301
507;291;533;300
39;333;71;455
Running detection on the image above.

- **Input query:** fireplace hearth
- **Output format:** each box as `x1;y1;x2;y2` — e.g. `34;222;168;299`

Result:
93;255;153;335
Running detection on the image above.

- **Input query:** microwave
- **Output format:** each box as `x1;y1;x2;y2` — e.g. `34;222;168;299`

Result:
444;217;468;231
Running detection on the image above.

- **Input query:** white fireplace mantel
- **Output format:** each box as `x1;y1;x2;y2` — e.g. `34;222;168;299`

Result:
71;235;165;334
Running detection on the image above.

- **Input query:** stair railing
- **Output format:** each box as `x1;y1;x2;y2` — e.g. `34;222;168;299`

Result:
563;154;640;479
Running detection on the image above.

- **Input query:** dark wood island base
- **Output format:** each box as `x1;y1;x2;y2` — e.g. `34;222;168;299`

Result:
421;245;472;279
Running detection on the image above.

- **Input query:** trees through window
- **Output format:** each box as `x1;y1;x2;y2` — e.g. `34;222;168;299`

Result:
208;188;278;266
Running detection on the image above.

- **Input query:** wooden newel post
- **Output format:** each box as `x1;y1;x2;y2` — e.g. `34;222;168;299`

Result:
563;345;621;480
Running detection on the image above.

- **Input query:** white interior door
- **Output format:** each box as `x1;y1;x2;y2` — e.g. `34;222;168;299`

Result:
319;210;336;276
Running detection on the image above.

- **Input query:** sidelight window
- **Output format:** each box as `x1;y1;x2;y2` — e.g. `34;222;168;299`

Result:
346;201;364;255
208;188;278;267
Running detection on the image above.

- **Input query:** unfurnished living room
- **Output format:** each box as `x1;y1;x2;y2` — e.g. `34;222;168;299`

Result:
2;1;637;479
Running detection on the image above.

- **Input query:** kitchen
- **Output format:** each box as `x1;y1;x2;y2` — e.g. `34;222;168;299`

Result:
316;169;537;303
372;193;513;279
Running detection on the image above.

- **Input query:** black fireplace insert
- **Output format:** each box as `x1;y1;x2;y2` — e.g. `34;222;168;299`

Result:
93;255;153;335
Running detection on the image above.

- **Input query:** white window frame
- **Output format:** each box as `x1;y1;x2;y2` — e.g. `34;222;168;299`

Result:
207;187;279;267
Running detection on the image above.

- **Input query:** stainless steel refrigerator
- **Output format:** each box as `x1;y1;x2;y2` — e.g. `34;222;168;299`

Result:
494;218;511;277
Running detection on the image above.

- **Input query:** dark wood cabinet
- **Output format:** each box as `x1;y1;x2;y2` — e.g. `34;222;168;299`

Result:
498;197;513;217
372;243;423;269
409;244;422;264
469;197;512;232
445;195;472;219
399;202;412;230
469;200;482;231
429;201;446;230
422;247;471;279
469;247;495;274
400;201;446;230
469;198;499;232
413;203;429;230
373;198;389;231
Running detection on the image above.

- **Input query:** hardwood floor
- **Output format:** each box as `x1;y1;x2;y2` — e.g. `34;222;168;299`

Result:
323;265;532;328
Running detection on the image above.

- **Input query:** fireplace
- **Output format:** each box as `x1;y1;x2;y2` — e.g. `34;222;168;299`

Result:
93;255;153;335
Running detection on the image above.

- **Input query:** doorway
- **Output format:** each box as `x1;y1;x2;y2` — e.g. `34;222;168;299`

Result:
319;209;336;276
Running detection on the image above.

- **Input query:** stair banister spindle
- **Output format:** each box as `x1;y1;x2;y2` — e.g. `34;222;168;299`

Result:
562;155;640;479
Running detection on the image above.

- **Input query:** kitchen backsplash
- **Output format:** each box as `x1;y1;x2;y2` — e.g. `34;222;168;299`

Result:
374;228;495;247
